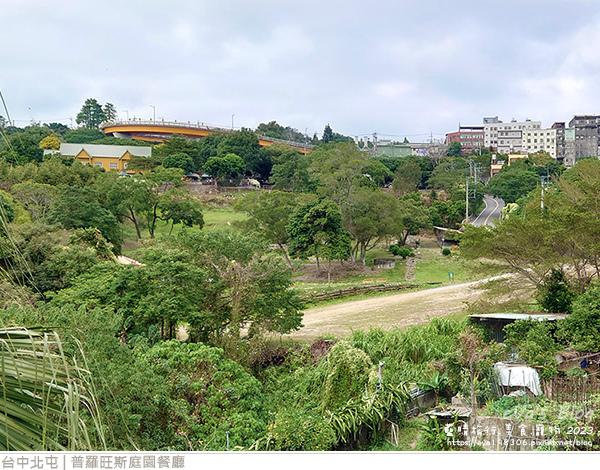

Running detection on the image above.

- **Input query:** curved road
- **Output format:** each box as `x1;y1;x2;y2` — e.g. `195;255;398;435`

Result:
472;195;505;227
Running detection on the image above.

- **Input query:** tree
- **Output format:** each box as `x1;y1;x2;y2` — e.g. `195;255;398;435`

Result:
287;198;352;277
161;152;194;173
397;194;431;245
217;129;266;177
10;182;56;220
76;98;106;129
39;134;61;150
204;153;245;185
172;230;304;340
486;166;539;203
447;141;462;157
343;189;404;264
309;142;368;207
47;186;123;253
270;148;314;192
321;124;351;144
102;102;117;122
153;135;204;171
157;188;204;235
234;190;300;268
392;160;422;195
559;284;600;351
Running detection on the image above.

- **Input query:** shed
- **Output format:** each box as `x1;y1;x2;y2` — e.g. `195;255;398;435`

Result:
469;312;567;343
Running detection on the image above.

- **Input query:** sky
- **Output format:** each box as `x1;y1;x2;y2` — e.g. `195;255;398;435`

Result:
2;0;600;142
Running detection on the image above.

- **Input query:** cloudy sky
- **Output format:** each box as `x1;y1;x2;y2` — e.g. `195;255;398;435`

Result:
2;0;600;142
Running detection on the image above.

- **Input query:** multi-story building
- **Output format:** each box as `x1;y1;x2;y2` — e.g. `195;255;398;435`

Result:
445;125;484;154
568;115;600;161
521;127;557;158
483;117;541;154
552;122;566;162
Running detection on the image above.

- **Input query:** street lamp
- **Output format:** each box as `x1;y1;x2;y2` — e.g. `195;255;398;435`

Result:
149;105;155;121
232;114;235;130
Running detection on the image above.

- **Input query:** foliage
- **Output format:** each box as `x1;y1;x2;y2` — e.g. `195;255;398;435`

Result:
234;190;300;268
392;160;422;195
75;98;107;129
503;320;560;379
62;128;105;143
389;245;413;259
442;248;452;256
204;153;245;183
47;186;123;253
536;269;576;314
558;283;600;352
39;134;61;150
161;152;194;173
10;182;56;220
343;189;404;264
136;340;268;450
0;327;105;451
486;165;540;203
287;198;352;274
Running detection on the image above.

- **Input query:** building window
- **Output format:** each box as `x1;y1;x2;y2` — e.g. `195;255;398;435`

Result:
110;162;118;168
94;162;103;167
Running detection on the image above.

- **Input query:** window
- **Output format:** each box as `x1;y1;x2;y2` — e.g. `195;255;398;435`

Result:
94;162;103;167
110;162;118;168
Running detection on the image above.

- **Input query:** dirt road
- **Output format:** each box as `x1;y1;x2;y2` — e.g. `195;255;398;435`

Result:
283;276;508;342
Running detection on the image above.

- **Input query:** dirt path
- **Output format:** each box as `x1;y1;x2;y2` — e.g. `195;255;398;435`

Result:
283;275;509;342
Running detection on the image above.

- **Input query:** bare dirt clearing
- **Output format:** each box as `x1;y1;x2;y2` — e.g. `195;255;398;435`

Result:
282;276;511;343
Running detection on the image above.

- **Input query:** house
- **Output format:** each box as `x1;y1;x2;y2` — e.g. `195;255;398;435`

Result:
50;143;152;173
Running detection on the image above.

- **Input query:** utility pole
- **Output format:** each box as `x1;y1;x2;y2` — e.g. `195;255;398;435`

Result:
466;177;469;222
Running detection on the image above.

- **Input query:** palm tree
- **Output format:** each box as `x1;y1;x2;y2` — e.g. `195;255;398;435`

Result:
0;327;105;451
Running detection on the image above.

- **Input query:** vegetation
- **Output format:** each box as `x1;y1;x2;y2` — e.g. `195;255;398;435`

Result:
4;102;600;452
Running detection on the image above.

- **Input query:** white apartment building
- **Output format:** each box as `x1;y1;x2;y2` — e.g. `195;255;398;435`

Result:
521;127;557;158
483;117;556;157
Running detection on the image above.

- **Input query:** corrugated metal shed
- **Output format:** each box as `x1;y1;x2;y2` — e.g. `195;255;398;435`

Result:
469;313;567;342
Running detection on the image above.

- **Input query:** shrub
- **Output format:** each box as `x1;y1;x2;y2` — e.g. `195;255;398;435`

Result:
442;248;452;256
389;245;413;259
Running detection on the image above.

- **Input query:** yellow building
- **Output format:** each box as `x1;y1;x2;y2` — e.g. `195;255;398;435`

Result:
56;143;152;172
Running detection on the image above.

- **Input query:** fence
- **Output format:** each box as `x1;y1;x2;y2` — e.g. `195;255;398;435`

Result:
546;376;600;403
303;283;421;303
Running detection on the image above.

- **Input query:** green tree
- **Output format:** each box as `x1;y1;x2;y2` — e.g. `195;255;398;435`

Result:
47;186;123;253
447;141;462;157
287;198;352;277
10;182;56;220
558;284;600;351
486;165;539;203
343;189;404;264
397;194;431;245
204;153;246;185
217;129;267;177
234;190;300;268
76;98;106;129
161;152;194;173
537;269;576;314
102;102;117;122
392;160;422;195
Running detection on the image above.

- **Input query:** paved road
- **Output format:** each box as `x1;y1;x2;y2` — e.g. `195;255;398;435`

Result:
472;195;505;227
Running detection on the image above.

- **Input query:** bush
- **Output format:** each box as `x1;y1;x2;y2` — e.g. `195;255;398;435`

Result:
442;248;452;256
390;245;413;259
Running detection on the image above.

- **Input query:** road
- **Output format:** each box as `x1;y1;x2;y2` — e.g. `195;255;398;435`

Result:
282;274;512;342
472;195;505;227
